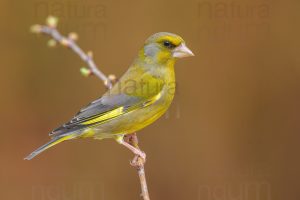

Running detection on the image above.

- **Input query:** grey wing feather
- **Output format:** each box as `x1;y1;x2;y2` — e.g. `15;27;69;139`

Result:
49;94;142;137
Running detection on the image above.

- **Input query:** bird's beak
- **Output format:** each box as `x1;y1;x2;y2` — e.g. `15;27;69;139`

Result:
172;43;194;58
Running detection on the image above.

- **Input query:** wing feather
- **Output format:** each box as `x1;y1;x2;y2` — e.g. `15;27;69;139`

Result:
49;94;143;137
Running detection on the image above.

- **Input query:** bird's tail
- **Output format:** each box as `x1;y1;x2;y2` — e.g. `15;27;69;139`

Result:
24;134;76;160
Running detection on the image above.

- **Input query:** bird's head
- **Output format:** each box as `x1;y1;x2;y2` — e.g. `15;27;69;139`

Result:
140;32;194;65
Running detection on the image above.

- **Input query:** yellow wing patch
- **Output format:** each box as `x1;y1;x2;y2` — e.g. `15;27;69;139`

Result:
80;92;162;126
82;107;124;125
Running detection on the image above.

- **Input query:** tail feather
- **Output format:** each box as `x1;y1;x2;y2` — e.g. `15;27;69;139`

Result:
24;134;75;160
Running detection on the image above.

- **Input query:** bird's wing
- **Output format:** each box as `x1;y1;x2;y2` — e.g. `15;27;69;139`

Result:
49;93;160;137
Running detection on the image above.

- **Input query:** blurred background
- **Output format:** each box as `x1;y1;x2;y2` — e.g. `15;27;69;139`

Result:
0;0;299;199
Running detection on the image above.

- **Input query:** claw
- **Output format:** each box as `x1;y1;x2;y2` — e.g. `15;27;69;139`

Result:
130;154;146;167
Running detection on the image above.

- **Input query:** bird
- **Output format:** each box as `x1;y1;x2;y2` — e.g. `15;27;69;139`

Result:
25;32;194;160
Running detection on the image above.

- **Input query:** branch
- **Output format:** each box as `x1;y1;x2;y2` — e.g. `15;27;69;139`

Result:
138;166;150;200
31;16;114;89
31;16;150;200
125;133;150;200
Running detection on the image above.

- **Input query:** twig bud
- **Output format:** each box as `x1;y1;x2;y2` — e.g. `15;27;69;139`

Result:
68;32;78;41
80;67;92;77
30;25;42;33
60;38;70;47
46;16;58;28
47;39;57;47
104;79;109;87
87;51;93;58
108;74;117;82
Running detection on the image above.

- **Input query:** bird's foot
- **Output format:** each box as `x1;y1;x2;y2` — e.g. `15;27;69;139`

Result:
120;133;146;167
136;150;146;160
130;154;146;168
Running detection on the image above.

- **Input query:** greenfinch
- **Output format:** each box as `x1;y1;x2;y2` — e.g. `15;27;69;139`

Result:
25;32;194;160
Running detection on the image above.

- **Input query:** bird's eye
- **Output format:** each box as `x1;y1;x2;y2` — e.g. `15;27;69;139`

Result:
163;41;176;49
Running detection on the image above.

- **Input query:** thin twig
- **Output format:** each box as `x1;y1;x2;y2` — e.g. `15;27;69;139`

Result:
31;16;150;200
138;167;150;200
31;17;113;89
125;133;150;200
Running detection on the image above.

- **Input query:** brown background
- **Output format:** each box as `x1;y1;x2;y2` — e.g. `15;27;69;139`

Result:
0;0;299;199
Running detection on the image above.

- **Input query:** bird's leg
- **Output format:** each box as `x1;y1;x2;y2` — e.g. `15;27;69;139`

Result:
123;133;146;167
120;139;146;159
119;134;146;161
